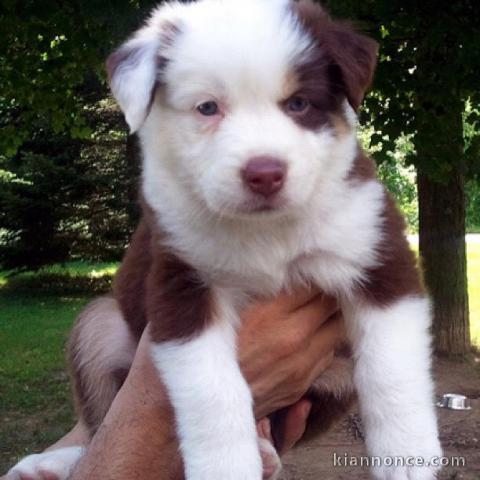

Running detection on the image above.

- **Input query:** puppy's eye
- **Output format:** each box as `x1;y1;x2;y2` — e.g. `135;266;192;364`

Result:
286;96;310;114
197;101;219;116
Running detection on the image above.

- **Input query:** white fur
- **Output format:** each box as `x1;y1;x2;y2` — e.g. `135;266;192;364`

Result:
343;296;442;480
8;446;84;480
151;289;262;480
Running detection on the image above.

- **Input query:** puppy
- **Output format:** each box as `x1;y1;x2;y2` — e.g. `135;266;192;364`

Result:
9;1;442;479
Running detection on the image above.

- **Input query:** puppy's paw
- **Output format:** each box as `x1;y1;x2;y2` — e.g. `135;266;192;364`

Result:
369;440;442;480
259;437;282;480
371;463;440;480
184;439;263;480
7;446;84;480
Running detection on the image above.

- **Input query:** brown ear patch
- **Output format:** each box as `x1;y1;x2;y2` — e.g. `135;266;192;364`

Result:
293;0;378;111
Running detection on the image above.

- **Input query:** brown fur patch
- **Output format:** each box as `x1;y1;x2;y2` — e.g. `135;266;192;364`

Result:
114;202;213;344
348;153;424;305
347;150;378;182
361;193;424;306
146;247;214;344
113;218;152;340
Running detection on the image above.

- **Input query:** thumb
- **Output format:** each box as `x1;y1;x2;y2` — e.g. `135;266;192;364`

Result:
277;398;312;455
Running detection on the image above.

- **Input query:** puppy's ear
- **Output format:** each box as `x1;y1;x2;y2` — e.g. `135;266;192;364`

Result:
294;1;378;111
106;23;179;132
322;26;378;111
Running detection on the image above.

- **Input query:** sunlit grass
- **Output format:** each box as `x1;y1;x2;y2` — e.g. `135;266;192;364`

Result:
0;294;89;471
467;242;480;346
0;261;118;281
407;238;479;347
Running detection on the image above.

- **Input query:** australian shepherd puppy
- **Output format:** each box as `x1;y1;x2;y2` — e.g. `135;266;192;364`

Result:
9;0;442;479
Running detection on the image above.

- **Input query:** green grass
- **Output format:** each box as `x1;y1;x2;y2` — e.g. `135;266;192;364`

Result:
0;247;479;472
0;262;116;471
0;294;90;471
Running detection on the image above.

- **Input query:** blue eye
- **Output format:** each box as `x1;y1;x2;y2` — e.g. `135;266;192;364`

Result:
197;101;219;116
286;96;310;113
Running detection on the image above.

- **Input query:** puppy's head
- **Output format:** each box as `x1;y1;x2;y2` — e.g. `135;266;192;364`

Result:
107;0;377;219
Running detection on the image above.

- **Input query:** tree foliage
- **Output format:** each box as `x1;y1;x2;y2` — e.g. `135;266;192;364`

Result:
0;0;156;270
0;0;156;156
0;102;137;270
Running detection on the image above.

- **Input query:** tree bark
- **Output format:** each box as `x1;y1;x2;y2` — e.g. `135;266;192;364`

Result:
417;171;470;355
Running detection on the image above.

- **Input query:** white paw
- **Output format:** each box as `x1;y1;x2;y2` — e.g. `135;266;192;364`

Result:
369;438;442;480
372;463;440;480
259;437;282;480
185;442;263;480
8;446;84;480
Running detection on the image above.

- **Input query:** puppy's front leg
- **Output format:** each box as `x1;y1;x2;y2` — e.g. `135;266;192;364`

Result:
343;296;442;480
149;286;262;480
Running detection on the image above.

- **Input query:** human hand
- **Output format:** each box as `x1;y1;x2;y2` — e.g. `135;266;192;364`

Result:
239;289;344;419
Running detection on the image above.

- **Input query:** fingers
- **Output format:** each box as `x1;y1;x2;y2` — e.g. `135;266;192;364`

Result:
287;293;339;335
277;399;312;455
273;287;323;313
301;313;345;381
244;287;326;320
283;313;344;398
256;417;273;441
311;312;346;350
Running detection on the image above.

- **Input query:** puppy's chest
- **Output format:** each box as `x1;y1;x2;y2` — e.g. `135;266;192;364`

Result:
199;218;381;298
168;179;385;296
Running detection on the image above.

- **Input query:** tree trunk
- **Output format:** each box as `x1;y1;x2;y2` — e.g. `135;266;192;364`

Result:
417;171;470;355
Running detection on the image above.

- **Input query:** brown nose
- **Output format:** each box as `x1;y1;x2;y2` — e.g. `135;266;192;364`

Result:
242;157;287;197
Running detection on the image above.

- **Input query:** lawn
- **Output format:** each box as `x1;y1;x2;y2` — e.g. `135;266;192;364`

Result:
0;262;114;472
0;248;479;473
467;241;480;345
0;294;89;472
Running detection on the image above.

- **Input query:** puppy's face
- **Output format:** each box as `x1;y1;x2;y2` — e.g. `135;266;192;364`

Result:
108;0;377;219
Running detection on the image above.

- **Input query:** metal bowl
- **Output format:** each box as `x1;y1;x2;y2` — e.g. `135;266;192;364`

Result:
437;393;472;410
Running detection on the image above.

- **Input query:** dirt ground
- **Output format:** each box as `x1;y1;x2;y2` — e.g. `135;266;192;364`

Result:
281;356;480;479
